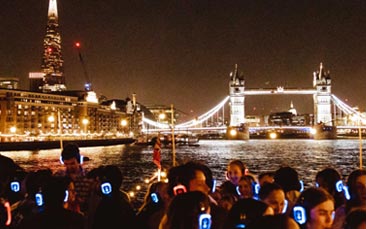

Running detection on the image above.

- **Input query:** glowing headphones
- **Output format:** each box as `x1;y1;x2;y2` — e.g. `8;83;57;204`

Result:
293;206;306;225
10;180;21;193
35;192;44;207
315;180;350;200
59;155;84;165
282;199;288;214
173;184;187;196
299;180;304;192
34;190;69;206
198;202;211;229
1;200;12;226
199;213;211;229
254;183;260;196
342;185;351;200
235;182;260;199
150;192;160;203
335;180;344;192
211;179;217;193
100;181;112;195
64;190;69;202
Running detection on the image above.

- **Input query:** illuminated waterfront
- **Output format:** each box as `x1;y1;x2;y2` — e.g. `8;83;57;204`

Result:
2;139;365;208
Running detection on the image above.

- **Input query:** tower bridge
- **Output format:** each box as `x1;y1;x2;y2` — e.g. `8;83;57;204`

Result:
142;63;366;139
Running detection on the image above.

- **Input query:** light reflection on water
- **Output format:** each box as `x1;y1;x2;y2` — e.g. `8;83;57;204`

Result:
2;139;365;208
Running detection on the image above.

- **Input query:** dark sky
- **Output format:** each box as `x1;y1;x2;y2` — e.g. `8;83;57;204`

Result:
1;0;366;119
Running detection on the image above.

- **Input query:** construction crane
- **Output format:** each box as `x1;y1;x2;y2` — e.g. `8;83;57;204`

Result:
75;42;92;91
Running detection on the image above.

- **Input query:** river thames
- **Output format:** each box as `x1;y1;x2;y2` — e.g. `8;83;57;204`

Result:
1;139;365;209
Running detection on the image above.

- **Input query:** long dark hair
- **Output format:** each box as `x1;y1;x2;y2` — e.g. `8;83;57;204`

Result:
346;169;366;213
165;191;210;229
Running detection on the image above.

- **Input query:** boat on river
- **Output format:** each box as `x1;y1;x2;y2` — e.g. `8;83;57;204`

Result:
134;134;200;147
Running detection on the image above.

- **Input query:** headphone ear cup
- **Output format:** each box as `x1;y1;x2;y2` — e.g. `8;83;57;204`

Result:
293;205;307;225
100;181;112;195
225;171;230;180
335;180;343;192
173;184;187;196
150;192;160;203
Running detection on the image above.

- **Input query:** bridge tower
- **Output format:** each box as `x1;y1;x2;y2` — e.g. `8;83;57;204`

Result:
313;63;333;125
229;64;245;127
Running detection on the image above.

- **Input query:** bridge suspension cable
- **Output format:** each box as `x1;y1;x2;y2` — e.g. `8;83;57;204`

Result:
176;96;229;128
142;96;229;129
331;94;366;123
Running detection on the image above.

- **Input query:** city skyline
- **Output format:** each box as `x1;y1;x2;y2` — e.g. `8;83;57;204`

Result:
1;1;366;118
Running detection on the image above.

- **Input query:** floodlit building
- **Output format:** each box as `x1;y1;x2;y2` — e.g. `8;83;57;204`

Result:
40;0;66;92
0;77;19;89
0;89;129;140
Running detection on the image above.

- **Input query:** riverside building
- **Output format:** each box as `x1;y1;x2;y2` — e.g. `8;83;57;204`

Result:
0;0;145;142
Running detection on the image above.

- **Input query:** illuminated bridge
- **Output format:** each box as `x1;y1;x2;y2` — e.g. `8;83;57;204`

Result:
142;63;366;139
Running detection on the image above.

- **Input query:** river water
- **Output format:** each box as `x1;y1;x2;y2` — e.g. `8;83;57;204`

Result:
1;139;365;209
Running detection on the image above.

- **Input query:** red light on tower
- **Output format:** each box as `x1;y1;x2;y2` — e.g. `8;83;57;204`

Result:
75;42;81;48
47;47;52;52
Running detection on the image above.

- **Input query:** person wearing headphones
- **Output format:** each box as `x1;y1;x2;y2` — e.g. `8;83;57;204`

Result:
291;187;335;229
55;143;92;215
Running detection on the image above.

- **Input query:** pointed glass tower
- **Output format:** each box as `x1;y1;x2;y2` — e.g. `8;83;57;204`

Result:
41;0;66;92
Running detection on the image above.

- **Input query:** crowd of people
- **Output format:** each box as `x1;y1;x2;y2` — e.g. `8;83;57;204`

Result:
0;142;365;229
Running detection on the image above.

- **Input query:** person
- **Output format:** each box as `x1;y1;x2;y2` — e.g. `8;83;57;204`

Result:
0;154;26;205
274;166;302;216
18;175;84;229
315;167;347;210
136;181;170;229
10;169;53;227
237;175;255;199
218;194;235;212
259;182;286;215
291;187;335;229
332;169;366;229
167;161;227;229
92;165;136;229
55;143;92;215
219;160;247;201
257;171;275;187
344;208;366;229
160;191;211;229
224;198;274;229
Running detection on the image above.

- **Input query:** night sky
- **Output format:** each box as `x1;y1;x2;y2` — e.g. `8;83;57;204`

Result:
1;1;366;120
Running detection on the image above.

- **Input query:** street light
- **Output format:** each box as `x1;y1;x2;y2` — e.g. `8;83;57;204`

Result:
10;126;16;134
121;119;128;127
82;118;89;135
158;112;166;130
121;119;128;136
48;115;55;123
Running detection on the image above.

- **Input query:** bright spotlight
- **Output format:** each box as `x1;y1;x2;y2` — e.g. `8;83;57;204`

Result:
230;129;237;136
310;128;317;135
269;132;277;139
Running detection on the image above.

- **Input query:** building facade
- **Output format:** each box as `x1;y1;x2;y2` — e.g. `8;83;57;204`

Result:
0;89;129;141
40;0;66;92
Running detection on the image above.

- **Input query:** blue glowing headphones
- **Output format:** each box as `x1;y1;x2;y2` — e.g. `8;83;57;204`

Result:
150;192;160;203
211;179;217;193
100;181;112;195
335;180;344;192
35;192;44;207
299;180;304;192
59;155;84;165
10;181;20;193
199;213;211;229
293;206;306;225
